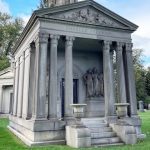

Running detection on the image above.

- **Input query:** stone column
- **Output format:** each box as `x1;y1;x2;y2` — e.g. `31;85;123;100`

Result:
125;43;138;116
48;35;60;119
13;59;19;116
22;43;35;119
17;52;25;118
64;36;75;118
116;42;127;103
32;33;48;120
103;41;115;117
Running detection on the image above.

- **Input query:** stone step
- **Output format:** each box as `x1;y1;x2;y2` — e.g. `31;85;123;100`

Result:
92;137;121;145
93;142;124;147
91;132;116;138
89;127;112;132
85;122;108;128
81;118;105;123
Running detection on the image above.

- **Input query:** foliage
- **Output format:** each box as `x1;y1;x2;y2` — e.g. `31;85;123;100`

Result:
0;111;150;150
0;12;23;71
0;12;24;55
0;55;10;71
145;69;150;96
133;49;147;102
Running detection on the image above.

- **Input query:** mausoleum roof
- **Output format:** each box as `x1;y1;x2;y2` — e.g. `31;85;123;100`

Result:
13;0;138;53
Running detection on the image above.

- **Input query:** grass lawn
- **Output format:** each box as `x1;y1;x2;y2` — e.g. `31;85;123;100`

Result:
0;111;150;150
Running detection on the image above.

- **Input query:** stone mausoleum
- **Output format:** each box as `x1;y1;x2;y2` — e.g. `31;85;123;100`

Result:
8;0;144;147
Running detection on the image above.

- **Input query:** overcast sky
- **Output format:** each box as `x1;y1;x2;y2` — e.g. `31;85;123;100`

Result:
0;0;150;68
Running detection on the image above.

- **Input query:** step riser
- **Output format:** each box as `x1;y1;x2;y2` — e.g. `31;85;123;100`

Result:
92;137;121;145
85;123;108;128
91;132;116;138
92;143;124;147
90;127;112;132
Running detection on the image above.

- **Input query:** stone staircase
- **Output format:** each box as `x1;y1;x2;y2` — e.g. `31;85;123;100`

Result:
81;118;124;147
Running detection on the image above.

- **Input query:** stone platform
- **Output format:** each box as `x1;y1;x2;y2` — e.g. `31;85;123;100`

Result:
85;97;105;117
8;115;66;146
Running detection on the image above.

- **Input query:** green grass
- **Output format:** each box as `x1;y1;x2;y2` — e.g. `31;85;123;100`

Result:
0;111;150;150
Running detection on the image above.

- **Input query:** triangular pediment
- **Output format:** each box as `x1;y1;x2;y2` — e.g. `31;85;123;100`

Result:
48;7;128;28
35;0;138;30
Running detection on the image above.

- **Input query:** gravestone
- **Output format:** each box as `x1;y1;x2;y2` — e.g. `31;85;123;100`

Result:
139;101;144;112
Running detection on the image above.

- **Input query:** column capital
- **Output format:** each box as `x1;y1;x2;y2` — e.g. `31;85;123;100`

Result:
50;34;60;44
103;41;111;51
66;36;75;46
35;32;49;44
116;42;125;52
126;43;133;52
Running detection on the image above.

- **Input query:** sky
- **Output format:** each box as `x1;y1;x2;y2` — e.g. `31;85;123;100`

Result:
0;0;150;68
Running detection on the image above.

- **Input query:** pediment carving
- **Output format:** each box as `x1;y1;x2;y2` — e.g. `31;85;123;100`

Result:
52;7;127;28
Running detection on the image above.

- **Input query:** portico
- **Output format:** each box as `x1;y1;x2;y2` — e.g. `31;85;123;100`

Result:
9;0;142;147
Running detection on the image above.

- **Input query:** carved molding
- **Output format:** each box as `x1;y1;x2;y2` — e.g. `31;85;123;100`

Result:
54;8;125;28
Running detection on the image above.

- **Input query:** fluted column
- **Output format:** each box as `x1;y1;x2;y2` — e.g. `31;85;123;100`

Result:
103;41;115;117
32;33;48;120
125;43;138;116
17;52;25;118
116;42;127;103
64;36;75;118
22;43;35;119
13;59;19;116
48;35;60;119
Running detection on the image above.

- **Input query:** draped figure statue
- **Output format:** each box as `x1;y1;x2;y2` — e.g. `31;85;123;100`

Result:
83;68;104;98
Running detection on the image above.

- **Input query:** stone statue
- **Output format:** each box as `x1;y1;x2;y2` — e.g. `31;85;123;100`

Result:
98;73;104;96
92;68;99;96
83;68;104;98
83;69;94;97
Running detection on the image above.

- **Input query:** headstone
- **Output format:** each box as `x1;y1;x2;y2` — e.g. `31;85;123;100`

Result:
148;104;150;110
139;101;144;112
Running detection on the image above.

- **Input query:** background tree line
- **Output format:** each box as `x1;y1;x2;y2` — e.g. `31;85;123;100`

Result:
0;10;150;106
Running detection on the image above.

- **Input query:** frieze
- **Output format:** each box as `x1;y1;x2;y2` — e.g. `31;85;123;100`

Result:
53;8;125;28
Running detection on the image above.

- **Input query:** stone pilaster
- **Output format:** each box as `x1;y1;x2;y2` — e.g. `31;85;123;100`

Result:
125;43;138;117
22;43;35;119
32;33;48;120
17;52;25;118
103;41;115;117
13;59;19;116
48;35;60;119
116;42;127;103
64;36;75;118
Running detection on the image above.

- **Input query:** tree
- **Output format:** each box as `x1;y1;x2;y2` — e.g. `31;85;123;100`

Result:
133;49;147;101
0;12;24;55
0;12;24;71
145;68;150;96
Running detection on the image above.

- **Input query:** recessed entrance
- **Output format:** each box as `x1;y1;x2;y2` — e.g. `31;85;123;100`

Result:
61;78;79;117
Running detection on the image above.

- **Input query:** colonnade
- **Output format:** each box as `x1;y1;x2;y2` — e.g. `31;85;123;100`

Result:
12;32;137;121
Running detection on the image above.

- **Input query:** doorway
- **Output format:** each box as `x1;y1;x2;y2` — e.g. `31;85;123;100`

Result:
61;78;79;117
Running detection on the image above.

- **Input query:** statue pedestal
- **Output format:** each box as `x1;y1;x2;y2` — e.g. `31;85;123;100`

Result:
85;97;104;117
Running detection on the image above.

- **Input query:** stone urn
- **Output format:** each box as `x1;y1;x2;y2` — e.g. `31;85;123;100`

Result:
70;104;87;126
115;103;129;118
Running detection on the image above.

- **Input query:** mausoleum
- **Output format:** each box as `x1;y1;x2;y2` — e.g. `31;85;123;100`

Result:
9;0;144;147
